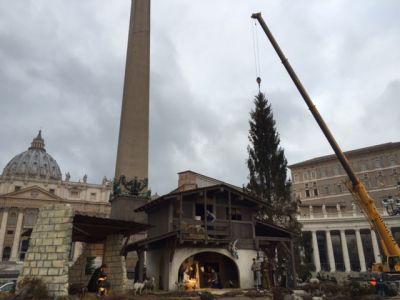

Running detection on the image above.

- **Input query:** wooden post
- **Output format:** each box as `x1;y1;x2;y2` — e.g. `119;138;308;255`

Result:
204;190;208;243
138;249;145;282
179;193;183;242
228;190;232;238
290;240;297;288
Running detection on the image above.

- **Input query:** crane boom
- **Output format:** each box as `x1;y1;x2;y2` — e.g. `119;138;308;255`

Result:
251;12;400;264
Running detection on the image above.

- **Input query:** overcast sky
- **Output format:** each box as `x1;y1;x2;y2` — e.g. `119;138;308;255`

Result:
0;1;399;194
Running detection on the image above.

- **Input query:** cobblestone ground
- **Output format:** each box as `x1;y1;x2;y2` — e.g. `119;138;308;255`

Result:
76;290;273;300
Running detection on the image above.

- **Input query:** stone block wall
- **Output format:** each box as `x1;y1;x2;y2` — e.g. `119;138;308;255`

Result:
18;204;74;298
103;234;130;292
69;243;104;286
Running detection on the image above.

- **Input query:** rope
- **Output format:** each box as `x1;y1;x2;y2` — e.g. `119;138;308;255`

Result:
252;20;262;92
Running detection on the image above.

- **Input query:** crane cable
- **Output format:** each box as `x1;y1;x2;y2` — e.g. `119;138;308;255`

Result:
252;19;262;92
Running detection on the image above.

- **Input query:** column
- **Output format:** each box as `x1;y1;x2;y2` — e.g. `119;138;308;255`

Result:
325;230;336;272
340;230;351;272
322;204;327;218
0;209;9;260
336;203;342;218
370;230;382;264
355;229;366;272
10;210;24;261
138;249;145;282
311;231;321;272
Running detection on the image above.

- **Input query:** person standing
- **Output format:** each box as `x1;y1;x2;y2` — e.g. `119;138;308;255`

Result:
251;258;261;290
261;256;271;290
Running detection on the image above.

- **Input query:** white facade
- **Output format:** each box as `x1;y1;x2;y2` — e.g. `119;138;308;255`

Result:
290;142;400;274
300;205;399;273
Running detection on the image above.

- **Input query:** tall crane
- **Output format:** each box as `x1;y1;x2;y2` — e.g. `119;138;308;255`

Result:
251;12;400;275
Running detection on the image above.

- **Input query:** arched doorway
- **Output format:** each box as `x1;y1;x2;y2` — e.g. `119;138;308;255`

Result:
178;251;239;288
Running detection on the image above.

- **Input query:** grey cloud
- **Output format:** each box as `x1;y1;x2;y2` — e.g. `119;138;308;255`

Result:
1;0;400;195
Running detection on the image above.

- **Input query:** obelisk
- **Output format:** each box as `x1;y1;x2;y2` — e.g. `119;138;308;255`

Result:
115;0;150;182
111;0;150;223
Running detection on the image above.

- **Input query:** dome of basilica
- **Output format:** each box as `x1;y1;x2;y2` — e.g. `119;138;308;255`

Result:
2;131;62;180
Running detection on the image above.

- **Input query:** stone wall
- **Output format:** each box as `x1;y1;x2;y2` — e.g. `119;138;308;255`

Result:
18;204;74;298
103;234;130;292
69;243;104;286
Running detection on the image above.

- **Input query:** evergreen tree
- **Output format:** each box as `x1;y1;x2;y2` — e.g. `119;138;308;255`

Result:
247;92;296;227
246;92;305;282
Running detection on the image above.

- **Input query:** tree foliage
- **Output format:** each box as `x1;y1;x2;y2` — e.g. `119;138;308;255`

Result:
247;92;298;228
246;92;310;281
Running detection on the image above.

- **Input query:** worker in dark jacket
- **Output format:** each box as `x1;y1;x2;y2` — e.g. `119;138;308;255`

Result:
87;264;110;295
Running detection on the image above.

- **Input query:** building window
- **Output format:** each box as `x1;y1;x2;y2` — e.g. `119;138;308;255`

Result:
231;208;242;221
7;230;14;235
360;161;368;172
333;165;340;176
7;212;17;226
337;184;343;193
14;186;21;192
24;213;36;227
311;171;316;180
2;247;11;261
374;158;382;169
320;168;326;178
363;173;369;180
293;174;298;183
324;186;330;195
305;183;310;198
392;168;398;175
90;193;97;200
313;182;318;197
19;239;29;261
49;189;55;194
303;172;309;181
389;156;396;167
70;190;79;198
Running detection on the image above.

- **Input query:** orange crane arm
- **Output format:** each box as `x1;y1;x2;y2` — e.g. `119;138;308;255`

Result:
251;12;400;257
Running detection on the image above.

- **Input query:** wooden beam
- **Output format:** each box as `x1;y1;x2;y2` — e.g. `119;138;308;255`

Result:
137;249;145;282
120;234;131;256
73;225;90;236
204;190;208;243
179;193;183;243
228;190;232;238
280;241;290;253
258;236;292;242
169;237;177;262
290;240;297;288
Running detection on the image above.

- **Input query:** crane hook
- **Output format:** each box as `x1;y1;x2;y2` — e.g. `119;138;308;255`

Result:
256;77;261;91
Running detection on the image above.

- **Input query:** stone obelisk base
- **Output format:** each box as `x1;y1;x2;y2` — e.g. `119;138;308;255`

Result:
110;195;149;282
110;195;148;223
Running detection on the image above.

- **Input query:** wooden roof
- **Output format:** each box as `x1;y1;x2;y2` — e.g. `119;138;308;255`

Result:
72;214;151;243
134;183;269;213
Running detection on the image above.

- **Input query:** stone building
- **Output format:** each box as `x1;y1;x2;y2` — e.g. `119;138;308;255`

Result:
289;142;400;273
0;131;111;279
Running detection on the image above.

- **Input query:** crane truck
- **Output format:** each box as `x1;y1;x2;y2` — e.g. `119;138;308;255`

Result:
251;12;400;278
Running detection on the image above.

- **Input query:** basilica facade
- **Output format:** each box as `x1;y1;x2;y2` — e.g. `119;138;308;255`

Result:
0;132;111;270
